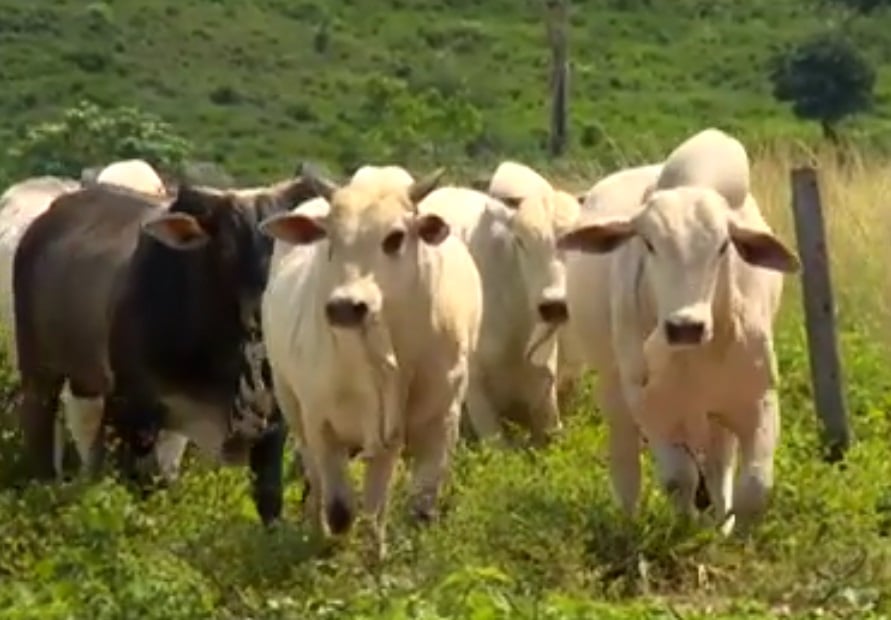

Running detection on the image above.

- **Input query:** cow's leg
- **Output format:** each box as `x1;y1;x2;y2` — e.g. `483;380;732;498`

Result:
464;374;503;444
18;372;64;480
248;406;286;526
359;446;400;560
599;369;643;517
733;389;780;529
407;397;461;524
63;380;107;478
650;441;699;519
153;430;190;483
304;419;354;536
529;375;563;447
702;419;737;535
270;373;311;506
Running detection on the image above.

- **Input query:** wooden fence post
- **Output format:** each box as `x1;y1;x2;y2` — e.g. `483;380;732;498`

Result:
546;0;569;157
790;166;850;462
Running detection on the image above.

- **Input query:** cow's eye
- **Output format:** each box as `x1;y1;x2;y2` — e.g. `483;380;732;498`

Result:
718;238;730;256
382;230;406;256
642;237;655;254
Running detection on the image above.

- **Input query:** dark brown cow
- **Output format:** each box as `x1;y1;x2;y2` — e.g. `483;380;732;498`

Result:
13;178;316;524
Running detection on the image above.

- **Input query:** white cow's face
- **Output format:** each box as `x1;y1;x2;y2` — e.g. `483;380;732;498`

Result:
258;170;448;329
557;186;800;348
505;190;579;326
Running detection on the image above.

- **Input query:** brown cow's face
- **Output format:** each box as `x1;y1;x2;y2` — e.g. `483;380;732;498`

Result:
140;179;317;329
257;169;448;329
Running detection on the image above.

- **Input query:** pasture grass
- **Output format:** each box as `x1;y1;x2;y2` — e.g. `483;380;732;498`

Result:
2;146;891;618
8;0;891;180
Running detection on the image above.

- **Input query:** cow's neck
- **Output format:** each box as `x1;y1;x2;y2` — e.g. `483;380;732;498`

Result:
133;243;243;386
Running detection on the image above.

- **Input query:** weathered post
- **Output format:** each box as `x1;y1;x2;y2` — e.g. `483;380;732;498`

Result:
790;166;850;462
546;0;569;157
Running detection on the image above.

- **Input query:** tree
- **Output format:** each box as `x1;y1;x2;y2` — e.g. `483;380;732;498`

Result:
769;31;876;142
3;100;194;180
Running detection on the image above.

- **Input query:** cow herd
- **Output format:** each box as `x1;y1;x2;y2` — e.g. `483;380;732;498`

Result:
0;127;801;559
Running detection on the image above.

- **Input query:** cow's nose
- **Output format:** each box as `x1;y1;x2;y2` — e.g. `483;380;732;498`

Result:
663;319;706;345
325;298;368;327
537;299;569;324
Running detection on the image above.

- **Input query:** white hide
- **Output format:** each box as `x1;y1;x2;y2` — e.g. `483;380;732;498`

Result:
656;128;750;210
560;132;798;533
418;185;573;443
488;160;552;201
96;159;167;196
350;165;415;192
260;175;482;556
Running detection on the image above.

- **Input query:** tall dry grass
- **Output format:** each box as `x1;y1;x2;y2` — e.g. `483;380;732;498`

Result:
552;143;891;347
751;143;891;345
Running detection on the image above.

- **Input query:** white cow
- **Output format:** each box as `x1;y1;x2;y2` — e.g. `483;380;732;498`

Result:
418;183;578;444
95;159;168;196
259;168;482;557
558;128;800;533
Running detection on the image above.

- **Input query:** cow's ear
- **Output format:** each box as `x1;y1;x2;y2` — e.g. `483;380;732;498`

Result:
413;213;450;246
556;218;636;253
142;212;210;250
408;168;446;205
258;212;327;245
728;220;800;273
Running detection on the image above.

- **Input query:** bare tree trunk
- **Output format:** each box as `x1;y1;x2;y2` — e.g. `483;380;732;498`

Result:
546;0;569;157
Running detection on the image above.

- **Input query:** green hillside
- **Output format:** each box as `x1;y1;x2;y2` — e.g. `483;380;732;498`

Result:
3;0;891;181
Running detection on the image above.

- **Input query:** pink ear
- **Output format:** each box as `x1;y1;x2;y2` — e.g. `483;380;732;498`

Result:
728;222;800;273
142;212;209;250
415;214;450;245
258;212;327;245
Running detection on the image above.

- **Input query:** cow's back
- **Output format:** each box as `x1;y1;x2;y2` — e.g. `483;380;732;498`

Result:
0;176;81;364
656;128;749;209
488;161;552;200
13;185;158;388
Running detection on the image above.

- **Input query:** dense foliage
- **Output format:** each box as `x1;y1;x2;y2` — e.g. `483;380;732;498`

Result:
3;0;891;180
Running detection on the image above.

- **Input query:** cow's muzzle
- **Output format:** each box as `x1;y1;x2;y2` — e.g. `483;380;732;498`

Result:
325;297;369;327
663;318;706;346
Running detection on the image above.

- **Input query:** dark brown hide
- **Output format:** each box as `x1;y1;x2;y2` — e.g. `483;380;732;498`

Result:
13;178;315;523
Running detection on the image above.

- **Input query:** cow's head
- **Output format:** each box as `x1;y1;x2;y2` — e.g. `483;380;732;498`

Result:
140;177;319;330
258;167;450;329
557;186;800;348
499;188;580;328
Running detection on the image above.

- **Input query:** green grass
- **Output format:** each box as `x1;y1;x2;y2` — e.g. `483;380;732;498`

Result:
3;1;891;617
3;0;891;180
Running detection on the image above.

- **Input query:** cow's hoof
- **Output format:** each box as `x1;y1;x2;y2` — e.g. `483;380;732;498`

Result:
694;475;712;512
410;505;438;525
326;497;354;535
255;488;284;527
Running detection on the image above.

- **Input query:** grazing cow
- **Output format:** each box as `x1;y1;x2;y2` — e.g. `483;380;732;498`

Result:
13;176;316;524
418;183;578;444
96;159;168;196
259;167;483;557
558;128;800;533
